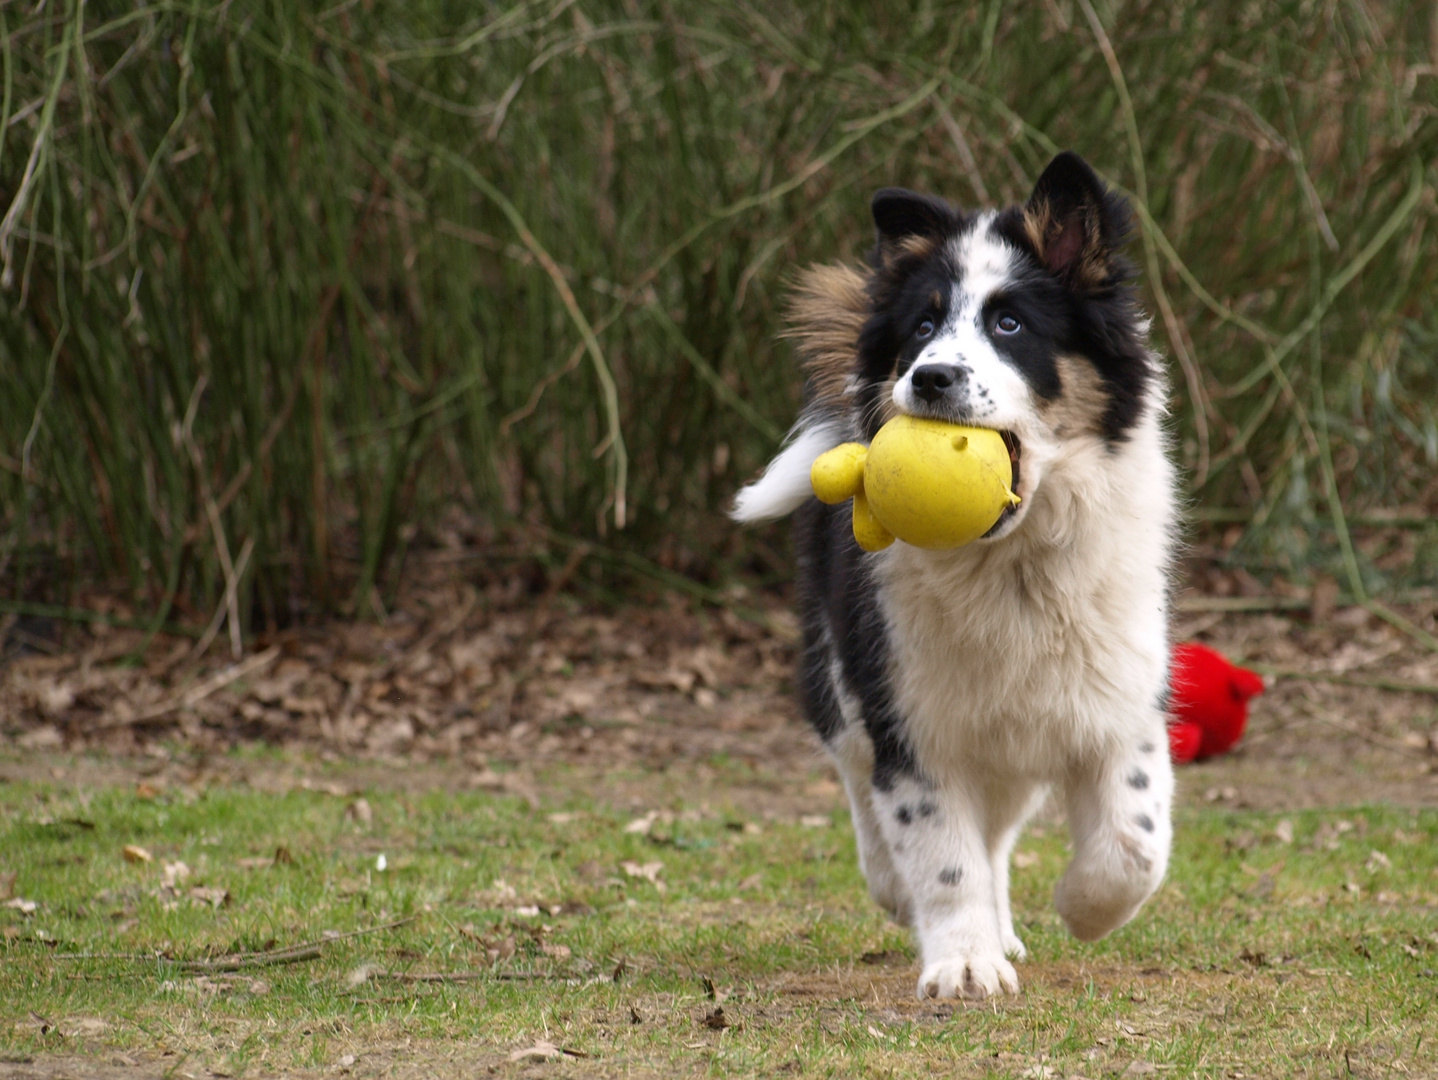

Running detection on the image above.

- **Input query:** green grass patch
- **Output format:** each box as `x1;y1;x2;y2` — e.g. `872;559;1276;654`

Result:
2;765;1436;1077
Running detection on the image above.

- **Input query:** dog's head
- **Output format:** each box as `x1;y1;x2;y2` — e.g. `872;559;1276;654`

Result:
797;152;1155;542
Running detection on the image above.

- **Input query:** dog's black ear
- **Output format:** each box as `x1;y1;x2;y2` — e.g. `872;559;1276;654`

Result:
871;188;957;252
1023;152;1132;289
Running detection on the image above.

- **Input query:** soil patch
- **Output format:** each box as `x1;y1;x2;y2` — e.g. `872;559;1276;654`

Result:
3;568;1437;811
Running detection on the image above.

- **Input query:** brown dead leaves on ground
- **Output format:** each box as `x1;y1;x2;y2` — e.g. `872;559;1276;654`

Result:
0;581;807;774
3;566;1438;810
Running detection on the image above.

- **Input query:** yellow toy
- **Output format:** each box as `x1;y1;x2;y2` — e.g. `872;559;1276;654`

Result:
810;416;1020;552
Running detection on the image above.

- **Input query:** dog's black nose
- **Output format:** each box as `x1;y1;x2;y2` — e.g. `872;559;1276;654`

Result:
911;364;965;403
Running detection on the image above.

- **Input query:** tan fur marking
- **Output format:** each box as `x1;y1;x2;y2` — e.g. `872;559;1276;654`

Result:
1023;199;1110;290
786;263;870;408
1075;204;1109;289
897;234;938;260
1040;355;1109;437
876;372;901;426
1022;198;1052;255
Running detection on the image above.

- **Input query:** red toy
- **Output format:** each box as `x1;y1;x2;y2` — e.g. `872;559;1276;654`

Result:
1166;642;1265;763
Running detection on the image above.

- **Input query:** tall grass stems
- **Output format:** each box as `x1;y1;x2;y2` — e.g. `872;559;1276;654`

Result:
2;1;1436;639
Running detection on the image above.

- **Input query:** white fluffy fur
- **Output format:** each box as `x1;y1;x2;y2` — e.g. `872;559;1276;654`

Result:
730;419;845;523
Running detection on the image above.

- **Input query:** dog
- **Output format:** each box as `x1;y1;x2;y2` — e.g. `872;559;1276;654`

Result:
732;152;1177;1000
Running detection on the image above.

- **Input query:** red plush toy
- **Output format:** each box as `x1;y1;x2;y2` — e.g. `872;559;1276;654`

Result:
1166;642;1265;764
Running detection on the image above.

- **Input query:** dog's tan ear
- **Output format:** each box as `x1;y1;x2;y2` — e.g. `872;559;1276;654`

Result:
786;264;869;409
1023;152;1131;291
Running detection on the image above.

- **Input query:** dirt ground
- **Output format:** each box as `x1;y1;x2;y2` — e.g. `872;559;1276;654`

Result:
2;555;1437;813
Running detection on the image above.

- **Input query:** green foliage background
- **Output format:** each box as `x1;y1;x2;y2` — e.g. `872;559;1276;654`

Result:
2;1;1436;631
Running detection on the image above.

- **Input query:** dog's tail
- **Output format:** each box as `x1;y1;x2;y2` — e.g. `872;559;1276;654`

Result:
731;263;869;524
730;418;846;523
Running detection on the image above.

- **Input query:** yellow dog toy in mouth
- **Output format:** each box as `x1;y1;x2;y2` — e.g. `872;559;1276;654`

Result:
810;415;1021;552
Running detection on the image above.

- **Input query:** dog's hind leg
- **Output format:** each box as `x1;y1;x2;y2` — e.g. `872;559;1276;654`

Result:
1054;725;1173;941
830;730;912;924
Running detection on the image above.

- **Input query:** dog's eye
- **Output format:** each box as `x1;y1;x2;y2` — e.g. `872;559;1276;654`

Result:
916;318;935;340
995;314;1021;336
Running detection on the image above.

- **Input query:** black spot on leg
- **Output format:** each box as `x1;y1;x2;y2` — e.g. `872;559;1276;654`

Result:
938;866;962;886
896;805;913;825
1127;769;1150;790
1135;813;1155;833
917;800;937;819
1138;741;1155;754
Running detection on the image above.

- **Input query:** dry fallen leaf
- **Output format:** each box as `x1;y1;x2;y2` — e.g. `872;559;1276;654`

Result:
1274;819;1294;844
1012;851;1040;869
4;897;37;914
508;1041;564;1062
58;1017;109;1038
345;964;385;988
623;811;659;835
122;845;153;864
620;860;666;891
345;798;373;825
188;886;230;908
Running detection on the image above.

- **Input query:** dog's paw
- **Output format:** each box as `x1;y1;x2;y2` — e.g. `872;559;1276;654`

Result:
916;953;1020;1000
1000;930;1027;961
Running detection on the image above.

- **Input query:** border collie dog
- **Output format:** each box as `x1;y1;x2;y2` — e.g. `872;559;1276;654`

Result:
732;152;1176;1000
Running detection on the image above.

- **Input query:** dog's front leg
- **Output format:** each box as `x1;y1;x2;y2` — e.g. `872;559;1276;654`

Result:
1055;733;1173;941
871;779;1018;1000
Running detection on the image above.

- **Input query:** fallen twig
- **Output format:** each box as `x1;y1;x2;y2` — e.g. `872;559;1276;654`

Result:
56;915;418;968
102;646;280;727
1243;661;1438;697
1175;596;1312;613
178;946;322;972
1305;714;1430;758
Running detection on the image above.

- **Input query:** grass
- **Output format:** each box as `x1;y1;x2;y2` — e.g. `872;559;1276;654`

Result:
2;2;1437;631
2;756;1436;1078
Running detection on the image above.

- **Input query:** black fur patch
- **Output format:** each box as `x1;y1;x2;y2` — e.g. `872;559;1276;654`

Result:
1138;741;1156;754
1128;769;1150;790
1135;813;1155;833
991;205;1151;443
938;866;962;886
795;626;844;744
917;800;937;819
1155;685;1172;715
794;499;917;791
896;805;913;825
